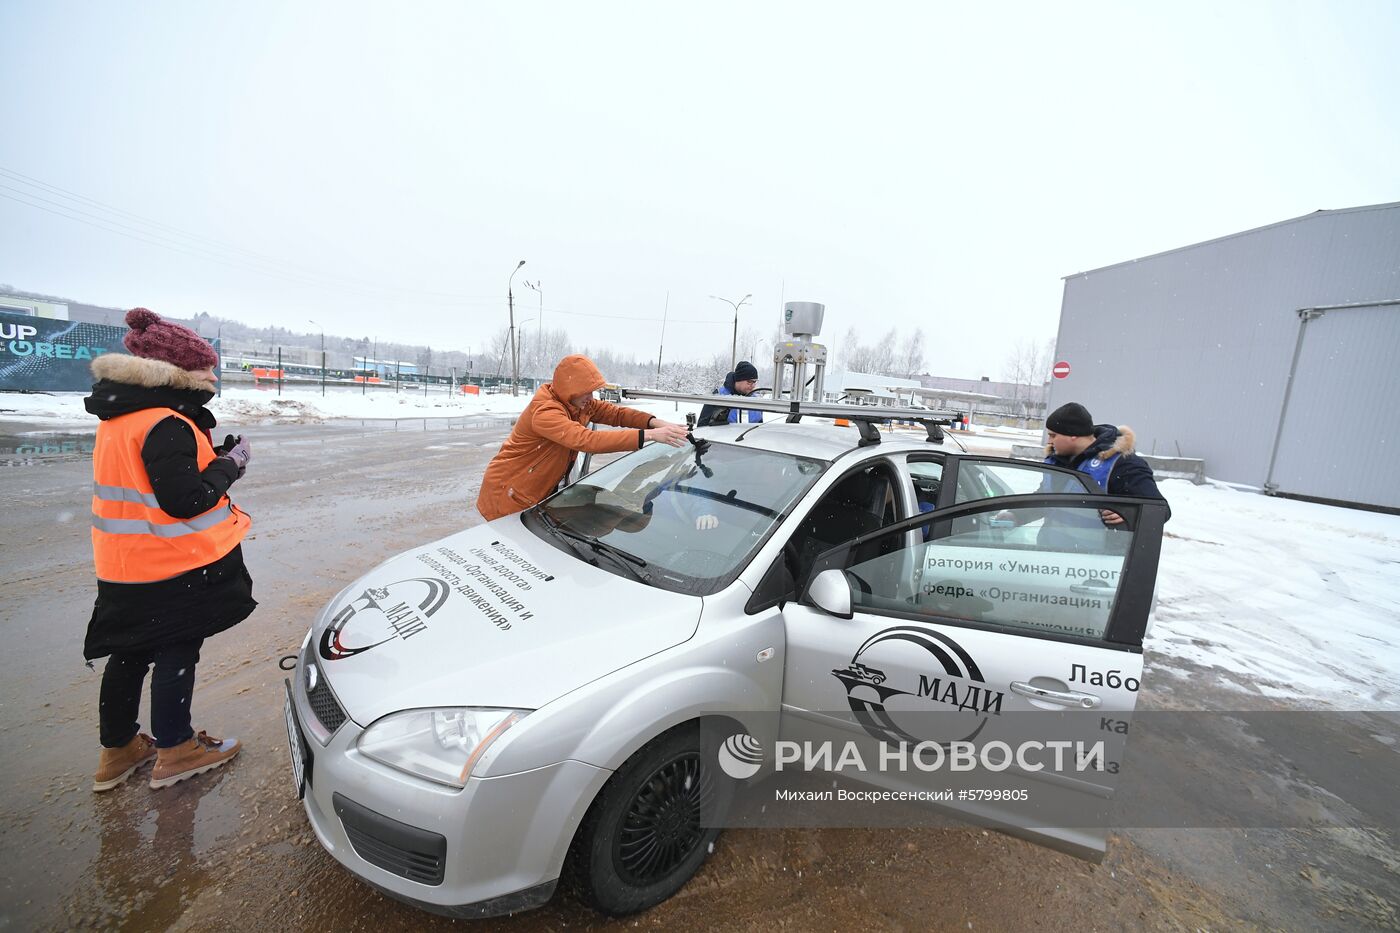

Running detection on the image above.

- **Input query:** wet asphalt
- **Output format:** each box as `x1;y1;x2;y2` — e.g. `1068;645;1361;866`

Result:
0;417;1396;932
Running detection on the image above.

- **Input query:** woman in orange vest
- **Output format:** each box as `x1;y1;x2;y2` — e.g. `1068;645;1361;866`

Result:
85;309;254;791
475;354;689;521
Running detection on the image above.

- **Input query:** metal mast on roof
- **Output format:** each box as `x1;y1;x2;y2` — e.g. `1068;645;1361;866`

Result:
772;301;828;405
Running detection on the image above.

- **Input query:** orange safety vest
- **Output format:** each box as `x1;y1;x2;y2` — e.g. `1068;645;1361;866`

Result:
91;407;251;583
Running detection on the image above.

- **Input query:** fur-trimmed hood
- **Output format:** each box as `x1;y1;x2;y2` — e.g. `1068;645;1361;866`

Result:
1045;423;1136;464
84;353;219;428
90;352;217;393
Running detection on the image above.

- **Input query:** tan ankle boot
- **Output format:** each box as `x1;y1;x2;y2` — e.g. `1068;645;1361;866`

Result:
93;733;157;792
149;731;241;789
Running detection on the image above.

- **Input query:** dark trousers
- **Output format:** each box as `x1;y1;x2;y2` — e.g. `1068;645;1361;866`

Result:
99;640;204;749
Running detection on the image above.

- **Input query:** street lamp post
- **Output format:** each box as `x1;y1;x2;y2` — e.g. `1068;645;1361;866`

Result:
508;260;526;396
656;292;669;388
522;279;543;375
516;317;536;384
308;319;324;396
709;293;753;369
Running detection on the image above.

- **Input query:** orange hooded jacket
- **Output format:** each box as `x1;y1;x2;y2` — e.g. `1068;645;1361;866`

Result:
475;355;656;520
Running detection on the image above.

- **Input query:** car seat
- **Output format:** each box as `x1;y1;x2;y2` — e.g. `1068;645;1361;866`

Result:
789;467;895;587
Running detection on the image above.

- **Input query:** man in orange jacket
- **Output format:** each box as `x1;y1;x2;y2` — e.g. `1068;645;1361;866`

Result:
476;355;688;520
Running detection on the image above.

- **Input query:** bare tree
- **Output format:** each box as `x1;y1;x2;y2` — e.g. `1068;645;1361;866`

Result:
1034;337;1055;387
1001;336;1056;422
1002;338;1038;395
489;327;512;377
897;328;926;377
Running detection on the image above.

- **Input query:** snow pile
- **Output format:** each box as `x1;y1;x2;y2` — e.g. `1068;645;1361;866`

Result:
2;386;709;428
0;390;95;426
1149;480;1400;709
0;386;538;427
211;388;537;424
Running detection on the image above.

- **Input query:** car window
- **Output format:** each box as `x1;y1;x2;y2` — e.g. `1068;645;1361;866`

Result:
907;460;943;514
534;441;825;594
838;500;1136;640
786;461;901;589
953;461;1094;505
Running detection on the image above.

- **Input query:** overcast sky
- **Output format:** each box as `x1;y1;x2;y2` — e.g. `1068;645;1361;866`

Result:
2;0;1397;379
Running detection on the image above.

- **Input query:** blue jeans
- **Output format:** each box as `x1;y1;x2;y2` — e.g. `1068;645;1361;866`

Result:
99;640;204;749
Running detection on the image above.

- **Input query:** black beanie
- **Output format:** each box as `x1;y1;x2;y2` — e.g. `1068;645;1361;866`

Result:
734;360;759;382
1046;402;1094;436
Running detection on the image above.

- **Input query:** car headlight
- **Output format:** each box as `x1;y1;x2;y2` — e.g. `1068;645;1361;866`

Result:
357;708;529;788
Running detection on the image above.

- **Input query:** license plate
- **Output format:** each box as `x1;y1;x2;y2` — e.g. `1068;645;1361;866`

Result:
284;680;307;800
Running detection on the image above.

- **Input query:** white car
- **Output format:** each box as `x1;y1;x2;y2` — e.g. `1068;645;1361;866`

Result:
283;397;1167;918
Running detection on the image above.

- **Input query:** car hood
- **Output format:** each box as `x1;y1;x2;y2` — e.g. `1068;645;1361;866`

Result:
312;517;701;724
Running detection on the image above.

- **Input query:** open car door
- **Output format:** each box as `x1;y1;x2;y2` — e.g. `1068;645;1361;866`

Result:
778;492;1167;859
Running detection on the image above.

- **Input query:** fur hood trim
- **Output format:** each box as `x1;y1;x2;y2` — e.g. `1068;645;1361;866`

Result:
91;353;217;393
1110;425;1136;457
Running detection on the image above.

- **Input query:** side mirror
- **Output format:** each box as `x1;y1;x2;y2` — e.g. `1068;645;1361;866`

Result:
808;568;853;619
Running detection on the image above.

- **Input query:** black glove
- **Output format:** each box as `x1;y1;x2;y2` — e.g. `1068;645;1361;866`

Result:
214;434;237;455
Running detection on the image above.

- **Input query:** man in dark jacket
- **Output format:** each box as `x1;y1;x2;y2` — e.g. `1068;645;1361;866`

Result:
697;360;763;427
1040;401;1170;524
85;308;253;792
995;401;1170;543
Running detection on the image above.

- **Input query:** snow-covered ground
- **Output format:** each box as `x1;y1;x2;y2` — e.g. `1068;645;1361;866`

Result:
3;389;1396;709
0;385;534;426
0;384;714;428
1148;480;1400;710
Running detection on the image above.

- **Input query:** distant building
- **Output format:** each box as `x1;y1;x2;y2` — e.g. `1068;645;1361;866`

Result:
0;293;68;319
1050;201;1400;512
918;375;1046;424
822;369;923;405
353;356;418;379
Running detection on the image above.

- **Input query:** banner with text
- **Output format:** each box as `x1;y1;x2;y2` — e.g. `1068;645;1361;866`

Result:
0;310;219;392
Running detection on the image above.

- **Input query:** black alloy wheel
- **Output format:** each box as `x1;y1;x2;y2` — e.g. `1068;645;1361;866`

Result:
569;725;729;916
614;752;713;885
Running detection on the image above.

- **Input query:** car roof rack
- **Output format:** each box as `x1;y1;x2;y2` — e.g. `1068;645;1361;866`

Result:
620;388;961;447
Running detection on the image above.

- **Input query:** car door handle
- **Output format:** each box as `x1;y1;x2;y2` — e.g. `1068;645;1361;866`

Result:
1010;681;1102;709
1069;583;1111;596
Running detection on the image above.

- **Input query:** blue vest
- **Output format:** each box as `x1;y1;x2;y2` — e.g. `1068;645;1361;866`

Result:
1048;451;1122;492
1037;451;1123;544
716;385;762;423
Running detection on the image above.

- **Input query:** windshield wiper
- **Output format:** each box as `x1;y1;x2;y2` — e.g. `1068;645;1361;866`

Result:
536;510;652;585
535;510;596;564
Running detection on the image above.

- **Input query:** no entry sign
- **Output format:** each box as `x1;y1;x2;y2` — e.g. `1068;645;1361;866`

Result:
1052;361;1071;379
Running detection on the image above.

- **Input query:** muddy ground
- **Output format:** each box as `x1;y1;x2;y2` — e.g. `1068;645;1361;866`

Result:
1;417;1396;932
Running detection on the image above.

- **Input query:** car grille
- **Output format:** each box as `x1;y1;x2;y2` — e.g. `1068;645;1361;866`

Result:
334;792;447;885
301;640;347;736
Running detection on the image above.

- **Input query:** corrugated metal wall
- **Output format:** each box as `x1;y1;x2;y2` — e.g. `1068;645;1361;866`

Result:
1268;304;1400;509
1047;203;1400;506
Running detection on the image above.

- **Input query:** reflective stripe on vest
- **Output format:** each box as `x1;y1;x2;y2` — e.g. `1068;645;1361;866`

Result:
92;502;236;537
91;406;250;583
93;482;162;508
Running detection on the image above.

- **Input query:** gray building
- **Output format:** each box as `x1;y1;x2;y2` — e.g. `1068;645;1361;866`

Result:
1048;202;1400;512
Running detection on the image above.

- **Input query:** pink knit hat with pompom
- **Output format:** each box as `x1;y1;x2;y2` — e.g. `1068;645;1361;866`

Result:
122;308;218;371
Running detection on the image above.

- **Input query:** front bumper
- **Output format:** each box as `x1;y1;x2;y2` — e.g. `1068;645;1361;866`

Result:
288;659;609;916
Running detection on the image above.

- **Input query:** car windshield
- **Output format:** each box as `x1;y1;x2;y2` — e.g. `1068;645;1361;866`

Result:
530;441;826;594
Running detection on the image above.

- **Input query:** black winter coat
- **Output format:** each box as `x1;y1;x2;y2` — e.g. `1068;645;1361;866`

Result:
82;354;256;660
1046;423;1171;521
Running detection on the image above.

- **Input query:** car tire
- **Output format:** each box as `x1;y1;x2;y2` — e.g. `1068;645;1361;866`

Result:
568;724;727;916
